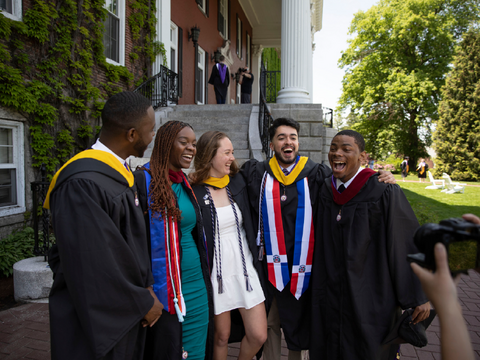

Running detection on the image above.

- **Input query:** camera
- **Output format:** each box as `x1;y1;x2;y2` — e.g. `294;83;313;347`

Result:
408;218;480;275
239;68;248;73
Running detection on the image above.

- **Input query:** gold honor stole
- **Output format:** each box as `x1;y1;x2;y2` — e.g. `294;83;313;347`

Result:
203;175;230;189
262;156;314;299
44;149;134;209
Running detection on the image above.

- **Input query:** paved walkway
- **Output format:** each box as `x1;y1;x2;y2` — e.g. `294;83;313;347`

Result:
2;271;480;359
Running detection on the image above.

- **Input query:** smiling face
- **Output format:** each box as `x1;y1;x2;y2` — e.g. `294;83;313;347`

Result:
210;137;235;178
328;135;367;183
269;125;299;168
169;126;197;171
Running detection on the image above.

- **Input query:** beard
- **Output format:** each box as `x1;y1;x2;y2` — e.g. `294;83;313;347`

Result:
274;148;297;166
133;138;149;158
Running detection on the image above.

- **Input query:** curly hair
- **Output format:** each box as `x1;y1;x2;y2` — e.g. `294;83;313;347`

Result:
190;130;239;186
146;120;193;220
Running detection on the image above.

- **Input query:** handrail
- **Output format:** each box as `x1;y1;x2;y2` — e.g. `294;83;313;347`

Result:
134;65;179;109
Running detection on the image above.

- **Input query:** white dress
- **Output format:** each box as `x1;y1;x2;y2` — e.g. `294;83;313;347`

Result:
210;203;265;315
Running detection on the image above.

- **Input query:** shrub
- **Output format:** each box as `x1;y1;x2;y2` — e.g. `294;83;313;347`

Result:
0;227;35;277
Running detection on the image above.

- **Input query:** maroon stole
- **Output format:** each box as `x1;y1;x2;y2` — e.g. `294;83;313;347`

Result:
331;168;376;205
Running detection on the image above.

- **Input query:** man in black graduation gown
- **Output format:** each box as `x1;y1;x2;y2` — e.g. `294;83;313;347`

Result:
241;118;331;360
310;130;430;360
208;55;230;104
45;91;164;360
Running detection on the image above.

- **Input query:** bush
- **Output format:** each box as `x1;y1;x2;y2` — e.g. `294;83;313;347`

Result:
0;227;36;277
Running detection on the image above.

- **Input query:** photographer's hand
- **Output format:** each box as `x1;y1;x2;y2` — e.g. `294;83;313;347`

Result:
411;243;474;360
463;213;480;225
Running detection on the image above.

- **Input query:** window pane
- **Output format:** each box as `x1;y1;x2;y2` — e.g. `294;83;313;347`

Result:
0;128;12;145
171;48;176;72
0;0;12;13
0;169;16;206
0;128;13;164
105;0;117;15
103;13;120;62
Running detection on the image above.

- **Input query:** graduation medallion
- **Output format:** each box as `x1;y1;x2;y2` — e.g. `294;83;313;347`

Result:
203;194;210;205
280;194;287;202
182;350;188;359
336;210;342;222
134;192;139;207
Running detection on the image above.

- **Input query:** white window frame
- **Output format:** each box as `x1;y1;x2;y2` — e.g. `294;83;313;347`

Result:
0;0;22;21
219;0;228;40
197;46;206;105
246;33;250;68
170;22;178;72
0;119;25;217
197;0;206;13
236;83;241;104
104;0;125;66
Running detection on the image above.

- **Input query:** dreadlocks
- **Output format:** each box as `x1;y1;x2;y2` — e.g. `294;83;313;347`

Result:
147;120;194;220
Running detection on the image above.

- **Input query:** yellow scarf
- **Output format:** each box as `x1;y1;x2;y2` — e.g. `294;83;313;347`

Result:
269;156;308;186
44;149;134;209
203;175;230;189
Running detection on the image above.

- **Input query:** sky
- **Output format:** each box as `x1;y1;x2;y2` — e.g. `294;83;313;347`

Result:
312;0;379;113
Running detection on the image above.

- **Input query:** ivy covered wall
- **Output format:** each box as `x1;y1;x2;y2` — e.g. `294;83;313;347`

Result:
0;0;161;178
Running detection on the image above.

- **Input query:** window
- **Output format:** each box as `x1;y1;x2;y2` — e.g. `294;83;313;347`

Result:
0;0;22;21
196;46;206;105
0;120;25;216
236;15;242;59
103;0;125;65
246;33;250;68
196;0;209;16
170;23;178;73
218;0;228;39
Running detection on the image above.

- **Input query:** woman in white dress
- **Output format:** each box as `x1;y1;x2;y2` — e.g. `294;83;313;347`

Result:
190;131;267;360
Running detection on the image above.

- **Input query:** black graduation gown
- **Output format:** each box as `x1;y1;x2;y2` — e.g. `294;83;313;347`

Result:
310;174;428;360
208;63;230;98
192;174;267;343
240;158;332;351
134;170;214;360
48;158;154;360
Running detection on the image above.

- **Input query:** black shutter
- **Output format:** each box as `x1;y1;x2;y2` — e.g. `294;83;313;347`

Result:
205;52;209;104
206;0;209;17
228;0;231;40
178;27;183;98
236;14;239;55
240;20;242;59
218;0;223;34
194;45;199;104
196;0;202;6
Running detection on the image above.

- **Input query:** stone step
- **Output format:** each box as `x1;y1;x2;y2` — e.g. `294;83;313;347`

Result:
172;104;253;112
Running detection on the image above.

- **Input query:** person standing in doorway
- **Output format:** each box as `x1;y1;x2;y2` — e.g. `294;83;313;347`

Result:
209;55;230;104
239;67;254;104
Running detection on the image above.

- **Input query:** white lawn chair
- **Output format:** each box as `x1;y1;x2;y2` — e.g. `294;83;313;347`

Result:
441;173;467;194
425;171;444;189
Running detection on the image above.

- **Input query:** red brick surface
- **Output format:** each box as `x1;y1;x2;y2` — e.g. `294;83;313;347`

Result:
2;271;480;359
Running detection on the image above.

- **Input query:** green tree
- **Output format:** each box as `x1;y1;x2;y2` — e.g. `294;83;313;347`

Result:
338;0;479;165
433;30;480;181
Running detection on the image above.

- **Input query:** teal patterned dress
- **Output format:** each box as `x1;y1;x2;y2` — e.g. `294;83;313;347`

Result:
172;183;209;360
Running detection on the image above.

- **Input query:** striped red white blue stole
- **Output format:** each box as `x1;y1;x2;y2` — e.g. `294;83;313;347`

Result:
261;173;314;299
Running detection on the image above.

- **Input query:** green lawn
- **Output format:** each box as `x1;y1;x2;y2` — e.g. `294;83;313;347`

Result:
394;175;480;225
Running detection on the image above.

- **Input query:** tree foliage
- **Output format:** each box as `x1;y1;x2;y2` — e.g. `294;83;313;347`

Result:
338;0;479;165
433;29;480;181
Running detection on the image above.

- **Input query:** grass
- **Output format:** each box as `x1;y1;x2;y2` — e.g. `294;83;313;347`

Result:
395;175;480;271
394;175;480;225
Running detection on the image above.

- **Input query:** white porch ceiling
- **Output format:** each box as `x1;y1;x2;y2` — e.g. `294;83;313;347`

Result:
238;0;323;48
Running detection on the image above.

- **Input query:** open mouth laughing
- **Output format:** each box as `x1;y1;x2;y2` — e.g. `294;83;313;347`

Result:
333;161;346;171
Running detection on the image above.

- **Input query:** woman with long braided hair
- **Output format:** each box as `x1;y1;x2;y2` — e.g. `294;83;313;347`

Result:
189;131;266;360
134;121;213;360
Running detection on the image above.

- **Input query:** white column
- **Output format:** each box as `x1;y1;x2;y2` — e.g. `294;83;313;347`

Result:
276;0;311;104
153;0;171;75
251;44;264;104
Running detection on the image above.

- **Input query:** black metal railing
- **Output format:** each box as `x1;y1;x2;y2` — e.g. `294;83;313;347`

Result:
260;63;281;103
323;107;333;128
31;164;51;260
134;65;179;109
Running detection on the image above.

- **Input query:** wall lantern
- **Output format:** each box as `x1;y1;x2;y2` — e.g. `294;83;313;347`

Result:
188;26;201;45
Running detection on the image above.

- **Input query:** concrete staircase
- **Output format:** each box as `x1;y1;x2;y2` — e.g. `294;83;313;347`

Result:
130;104;256;171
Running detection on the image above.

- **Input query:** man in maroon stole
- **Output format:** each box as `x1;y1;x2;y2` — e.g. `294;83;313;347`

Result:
310;130;430;360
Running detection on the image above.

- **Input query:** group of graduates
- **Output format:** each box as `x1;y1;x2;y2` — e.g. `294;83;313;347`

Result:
45;91;432;360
